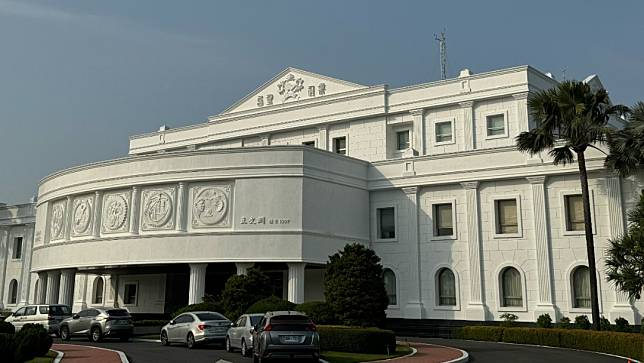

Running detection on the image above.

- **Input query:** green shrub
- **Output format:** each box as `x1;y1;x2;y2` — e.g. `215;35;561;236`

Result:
296;301;336;325
0;334;15;363
0;321;15;334
599;316;612;331
500;313;518;327
459;326;505;342
172;302;222;319
614;317;631;333
502;327;560;347
246;296;295;314
558;316;572;329
574;315;591;330
317;325;395;354
220;268;272;319
14;324;52;362
536;313;553;329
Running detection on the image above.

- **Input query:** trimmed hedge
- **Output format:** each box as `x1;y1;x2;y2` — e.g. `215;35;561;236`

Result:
14;324;53;362
0;334;15;363
318;325;396;354
246;296;295;314
459;326;644;361
0;321;15;334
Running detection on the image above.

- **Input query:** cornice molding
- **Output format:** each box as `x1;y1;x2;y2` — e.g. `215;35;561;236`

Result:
401;186;418;195
512;92;530;100
526;176;547;184
409;109;425;117
460;181;479;190
458;100;474;108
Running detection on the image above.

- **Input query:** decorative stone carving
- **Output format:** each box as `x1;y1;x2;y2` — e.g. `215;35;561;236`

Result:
277;74;304;102
318;82;326;95
102;192;130;233
50;201;66;240
141;187;175;231
308;85;315;97
266;94;274;105
72;196;93;236
191;184;232;228
257;95;264;107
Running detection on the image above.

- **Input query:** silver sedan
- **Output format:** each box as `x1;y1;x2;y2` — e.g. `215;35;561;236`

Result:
225;313;263;356
160;311;231;349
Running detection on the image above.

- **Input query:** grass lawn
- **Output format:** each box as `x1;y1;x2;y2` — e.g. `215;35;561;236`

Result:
322;344;413;363
25;350;58;363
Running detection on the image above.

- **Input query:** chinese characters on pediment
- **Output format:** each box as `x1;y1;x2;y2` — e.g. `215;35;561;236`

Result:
256;74;326;108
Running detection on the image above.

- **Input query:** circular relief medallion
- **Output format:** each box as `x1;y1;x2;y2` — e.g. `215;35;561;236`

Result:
50;203;65;239
193;188;228;226
104;195;128;231
72;199;92;235
143;191;173;228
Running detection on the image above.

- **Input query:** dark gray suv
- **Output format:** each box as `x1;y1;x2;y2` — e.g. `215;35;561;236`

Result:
59;308;133;342
251;311;320;362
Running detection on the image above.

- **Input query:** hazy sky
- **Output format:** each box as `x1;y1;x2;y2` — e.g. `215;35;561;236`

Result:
1;0;642;204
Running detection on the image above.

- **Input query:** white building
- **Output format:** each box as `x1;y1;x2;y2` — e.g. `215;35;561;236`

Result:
1;65;642;324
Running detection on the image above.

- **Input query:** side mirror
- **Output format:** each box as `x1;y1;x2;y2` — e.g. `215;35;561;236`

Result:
169;320;175;325
73;314;80;319
230;322;236;328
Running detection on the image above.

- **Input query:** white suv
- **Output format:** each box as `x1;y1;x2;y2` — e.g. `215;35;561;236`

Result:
4;304;72;334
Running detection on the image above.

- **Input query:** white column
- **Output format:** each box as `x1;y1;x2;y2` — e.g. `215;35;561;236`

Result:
526;176;557;319
402;187;424;318
513;93;530;132
103;274;118;307
317;125;329;151
236;262;254;275
129;186;140;235
0;228;9;308
409;109;425;155
287;262;306;304
176;182;187;232
37;272;48;304
72;273;88;312
18;224;35;305
45;270;61;304
605;175;636;322
461;181;486;320
93;191;103;237
460;101;475;151
188;263;208;304
58;269;75;307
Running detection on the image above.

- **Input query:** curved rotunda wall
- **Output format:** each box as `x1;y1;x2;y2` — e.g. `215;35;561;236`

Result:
31;147;370;272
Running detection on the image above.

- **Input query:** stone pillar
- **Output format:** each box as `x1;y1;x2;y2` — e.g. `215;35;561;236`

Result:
513;93;530;132
0;228;8;308
72;273;88;312
45;270;61;304
235;262;254;275
129;186;140;235
317;125;329;151
461;181;486;320
402;186;424;318
37;271;48;304
409;109;425;155
287;263;306;304
460;101;475;151
58;269;75;307
18;224;35;305
605;175;636;322
188;263;208;304
176;182;187;232
93;191;103;237
64;196;73;241
526;176;557;319
104;274;120;307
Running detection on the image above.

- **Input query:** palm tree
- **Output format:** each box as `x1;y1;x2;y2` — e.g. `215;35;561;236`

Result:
515;81;628;330
605;101;644;175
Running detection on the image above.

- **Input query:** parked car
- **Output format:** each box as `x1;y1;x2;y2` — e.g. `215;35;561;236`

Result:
160;311;231;349
251;311;320;362
59;308;133;342
4;304;72;334
225;313;263;356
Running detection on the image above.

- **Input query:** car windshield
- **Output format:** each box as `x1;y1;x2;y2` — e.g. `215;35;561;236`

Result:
249;316;262;326
43;306;71;315
107;309;129;317
196;312;227;321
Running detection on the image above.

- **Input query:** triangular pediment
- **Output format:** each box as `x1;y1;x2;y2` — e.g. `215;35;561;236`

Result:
221;67;368;114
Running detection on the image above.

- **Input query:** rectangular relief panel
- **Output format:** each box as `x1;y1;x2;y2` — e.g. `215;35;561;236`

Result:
140;186;177;231
101;190;132;234
71;194;95;237
49;199;67;241
189;182;233;229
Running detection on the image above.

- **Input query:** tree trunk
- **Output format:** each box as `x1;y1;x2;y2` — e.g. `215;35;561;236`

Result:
576;150;601;330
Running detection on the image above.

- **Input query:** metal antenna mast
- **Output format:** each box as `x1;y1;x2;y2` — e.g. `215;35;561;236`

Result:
434;31;447;80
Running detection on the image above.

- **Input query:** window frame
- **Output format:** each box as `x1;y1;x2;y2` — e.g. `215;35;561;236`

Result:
92;276;104;305
12;237;23;260
496;264;528;312
382;267;399;308
301;140;316;147
560;190;596;236
430;199;457;241
566;262;603;314
395;130;411;151
8;279;19;305
332;136;348;155
491;195;523;239
434;266;460;311
373;203;398;243
484;110;509;139
433;118;456;145
122;281;138;307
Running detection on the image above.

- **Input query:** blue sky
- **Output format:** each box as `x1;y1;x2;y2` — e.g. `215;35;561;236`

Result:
0;0;642;204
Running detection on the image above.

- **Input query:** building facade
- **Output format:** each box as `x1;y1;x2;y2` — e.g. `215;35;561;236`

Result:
2;65;643;324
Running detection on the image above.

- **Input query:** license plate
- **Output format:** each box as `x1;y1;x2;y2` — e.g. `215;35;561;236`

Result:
207;327;225;334
280;335;301;343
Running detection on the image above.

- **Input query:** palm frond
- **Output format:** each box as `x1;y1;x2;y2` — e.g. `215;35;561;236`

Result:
549;146;574;165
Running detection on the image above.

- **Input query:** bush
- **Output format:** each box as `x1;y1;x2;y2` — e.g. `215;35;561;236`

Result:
172;302;222;319
220;268;272;320
0;334;15;363
614;317;631;333
502;327;560;347
317;326;395;354
296;301;336;325
0;321;15;334
246;296;295;314
599;316;612;331
558;316;572;329
14;324;52;362
500;313;518;327
459;326;504;342
536;314;553;329
574;315;591;330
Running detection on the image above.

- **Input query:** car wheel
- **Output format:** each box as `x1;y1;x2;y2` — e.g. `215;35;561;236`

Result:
186;333;195;349
241;339;249;357
225;336;232;352
60;326;71;341
90;326;102;342
161;331;170;346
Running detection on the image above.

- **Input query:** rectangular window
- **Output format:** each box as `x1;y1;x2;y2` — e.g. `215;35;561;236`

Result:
435;121;453;143
123;283;137;305
396;130;410;150
495;199;518;234
302;141;315;147
333;137;346;155
565;195;584;231
486;114;506;136
433;203;453;237
377;207;396;239
12;237;22;259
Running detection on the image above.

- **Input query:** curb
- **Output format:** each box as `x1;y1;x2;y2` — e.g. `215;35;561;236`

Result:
367;347;418;362
410;342;469;363
52;349;64;363
55;343;129;363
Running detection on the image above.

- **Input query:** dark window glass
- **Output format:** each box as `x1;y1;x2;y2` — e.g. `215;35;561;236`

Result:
196;312;226;321
49;306;71;315
39;306;48;314
383;269;397;305
107;309;129;317
124;284;137;305
396;130;410;150
13;307;25;317
333;137;346;155
24;306;37;316
13;237;22;259
249;316;262;326
434;203;453;236
302;141;315;147
378;207;395;239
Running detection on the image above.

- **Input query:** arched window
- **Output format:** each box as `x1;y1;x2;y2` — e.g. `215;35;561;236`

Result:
438;268;456;306
92;277;104;305
572;266;591;308
501;267;522;307
382;269;397;306
8;279;18;305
